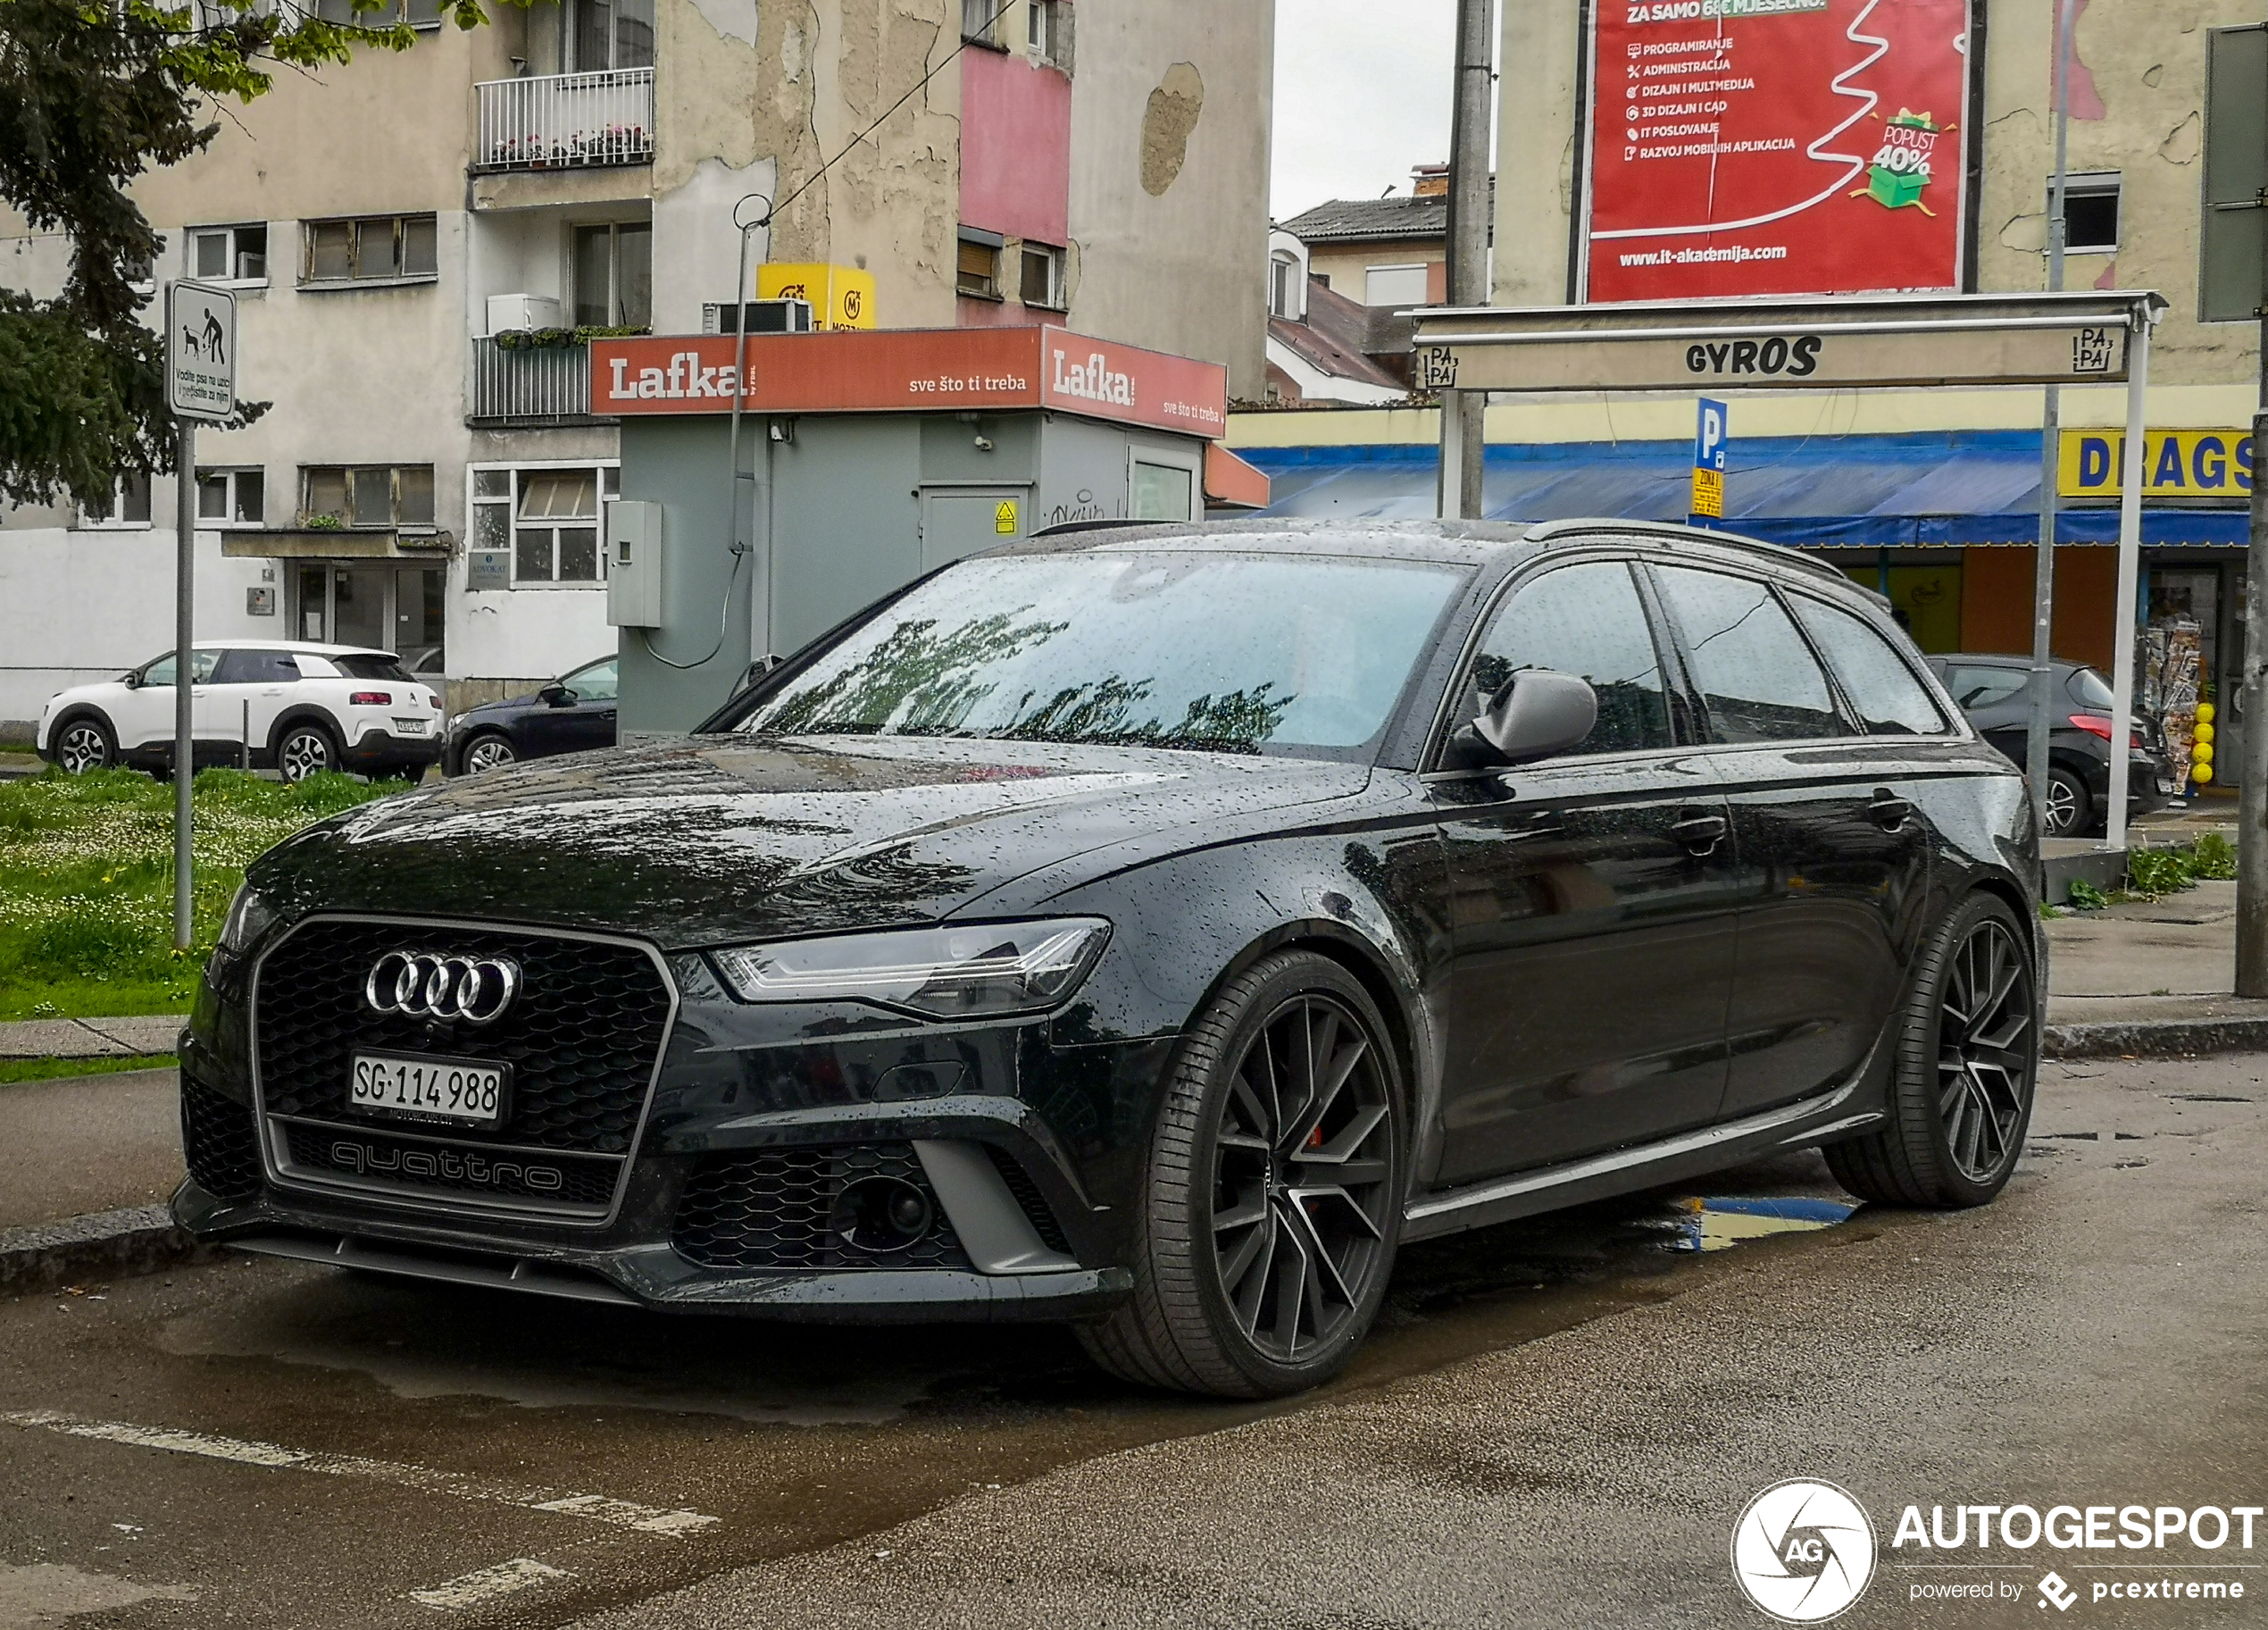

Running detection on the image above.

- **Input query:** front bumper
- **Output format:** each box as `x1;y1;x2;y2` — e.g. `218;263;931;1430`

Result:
175;936;1170;1323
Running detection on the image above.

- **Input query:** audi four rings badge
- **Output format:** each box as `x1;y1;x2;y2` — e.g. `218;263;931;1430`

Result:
364;951;521;1024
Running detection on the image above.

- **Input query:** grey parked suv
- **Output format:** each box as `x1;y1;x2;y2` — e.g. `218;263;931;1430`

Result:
1924;654;2172;836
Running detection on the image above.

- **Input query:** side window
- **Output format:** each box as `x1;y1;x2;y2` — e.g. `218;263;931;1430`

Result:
1789;598;1950;735
1650;566;1844;743
566;657;619;702
213;650;301;685
138;650;221;686
1459;561;1674;757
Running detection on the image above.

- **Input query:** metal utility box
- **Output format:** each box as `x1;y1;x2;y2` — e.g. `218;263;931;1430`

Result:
605;499;664;629
595;325;1264;735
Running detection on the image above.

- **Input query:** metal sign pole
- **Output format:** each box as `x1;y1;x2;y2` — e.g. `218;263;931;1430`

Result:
172;418;195;951
2028;0;2077;836
2237;23;2268;998
2105;312;2152;855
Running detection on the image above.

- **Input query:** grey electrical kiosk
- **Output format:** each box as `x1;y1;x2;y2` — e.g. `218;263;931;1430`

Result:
593;324;1264;732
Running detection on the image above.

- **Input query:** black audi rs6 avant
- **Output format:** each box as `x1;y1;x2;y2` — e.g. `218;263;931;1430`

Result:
177;520;2042;1398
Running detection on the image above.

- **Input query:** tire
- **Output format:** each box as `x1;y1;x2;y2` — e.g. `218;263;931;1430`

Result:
2044;766;2090;837
54;715;115;774
461;732;518;774
1823;892;2038;1209
275;723;340;784
1079;949;1405;1399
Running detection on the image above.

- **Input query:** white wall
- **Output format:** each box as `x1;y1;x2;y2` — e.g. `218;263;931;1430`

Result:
450;564;617;688
0;527;271;728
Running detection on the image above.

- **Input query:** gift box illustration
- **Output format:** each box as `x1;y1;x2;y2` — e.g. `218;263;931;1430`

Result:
1855;109;1950;215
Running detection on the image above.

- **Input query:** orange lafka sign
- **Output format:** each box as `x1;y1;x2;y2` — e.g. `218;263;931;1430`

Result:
588;327;1228;439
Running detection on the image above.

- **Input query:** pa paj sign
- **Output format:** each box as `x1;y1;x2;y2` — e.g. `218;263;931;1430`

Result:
2059;429;2255;499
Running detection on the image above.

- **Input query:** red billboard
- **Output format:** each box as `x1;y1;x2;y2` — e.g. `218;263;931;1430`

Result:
1583;0;1972;303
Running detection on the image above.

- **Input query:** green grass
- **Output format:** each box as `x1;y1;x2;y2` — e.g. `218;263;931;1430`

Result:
0;767;409;1021
0;1054;176;1085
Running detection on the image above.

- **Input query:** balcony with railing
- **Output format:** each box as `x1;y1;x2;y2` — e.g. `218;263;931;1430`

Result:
473;69;655;173
470;338;596;425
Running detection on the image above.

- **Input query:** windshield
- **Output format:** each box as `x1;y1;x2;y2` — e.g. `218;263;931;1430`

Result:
730;551;1470;757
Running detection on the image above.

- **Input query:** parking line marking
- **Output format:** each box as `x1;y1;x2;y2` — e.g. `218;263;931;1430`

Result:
0;1410;719;1537
409;1559;571;1611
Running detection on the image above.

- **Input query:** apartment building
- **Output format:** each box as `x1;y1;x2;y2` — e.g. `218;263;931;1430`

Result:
0;0;1272;727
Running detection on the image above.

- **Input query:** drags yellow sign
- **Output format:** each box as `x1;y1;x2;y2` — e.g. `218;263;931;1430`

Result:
2058;429;2255;499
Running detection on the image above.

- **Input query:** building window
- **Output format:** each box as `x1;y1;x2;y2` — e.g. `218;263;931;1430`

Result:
469;464;618;587
1027;0;1071;68
1269;251;1301;319
80;472;153;530
571;222;654;328
1363;263;1431;307
197;467;266;526
314;0;447;26
1020;241;1065;309
127;238;163;295
302;215;439;287
957;230;1003;299
2203;25;2265;322
301;464;436;530
570;0;655;71
2053;172;2121;255
188;222;267;285
1130;461;1194;522
962;0;1002;46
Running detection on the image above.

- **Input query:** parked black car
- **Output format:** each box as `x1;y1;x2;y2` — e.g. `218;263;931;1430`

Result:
441;656;618;775
177;521;2040;1398
1923;653;2172;836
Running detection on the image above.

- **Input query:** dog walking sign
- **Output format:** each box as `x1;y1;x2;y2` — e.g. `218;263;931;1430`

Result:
167;280;237;421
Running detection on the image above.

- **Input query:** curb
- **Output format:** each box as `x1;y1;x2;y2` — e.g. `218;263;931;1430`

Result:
2044;1016;2268;1061
0;1206;209;1296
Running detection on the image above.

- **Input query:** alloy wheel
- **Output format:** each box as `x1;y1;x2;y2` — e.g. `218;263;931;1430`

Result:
1209;993;1395;1363
464;736;517;773
2045;776;2080;834
1937;916;2034;1183
58;723;108;774
279;730;332;782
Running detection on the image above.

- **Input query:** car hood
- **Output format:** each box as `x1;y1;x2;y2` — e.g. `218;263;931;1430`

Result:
248;735;1374;948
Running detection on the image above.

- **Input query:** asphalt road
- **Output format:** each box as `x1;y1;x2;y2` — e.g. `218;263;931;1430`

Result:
0;1053;2261;1630
0;1070;182;1231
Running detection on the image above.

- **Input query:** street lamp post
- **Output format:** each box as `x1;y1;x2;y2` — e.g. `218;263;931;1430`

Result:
2237;22;2268;997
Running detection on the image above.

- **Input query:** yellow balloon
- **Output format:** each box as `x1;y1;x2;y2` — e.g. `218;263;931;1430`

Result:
2194;762;2214;784
2195;721;2215;744
2198;701;2217;723
2193;741;2214;762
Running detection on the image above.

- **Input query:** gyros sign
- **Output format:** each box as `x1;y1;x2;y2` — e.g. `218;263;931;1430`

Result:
364;952;521;1025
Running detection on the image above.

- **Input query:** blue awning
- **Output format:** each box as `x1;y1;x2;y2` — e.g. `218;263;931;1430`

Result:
1239;430;2250;548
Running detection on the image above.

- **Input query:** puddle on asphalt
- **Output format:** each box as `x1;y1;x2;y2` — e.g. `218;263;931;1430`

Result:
1643;1195;1856;1253
151;1154;1868;1430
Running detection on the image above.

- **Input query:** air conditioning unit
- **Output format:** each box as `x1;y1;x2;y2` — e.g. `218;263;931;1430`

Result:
486;293;563;335
701;298;815;336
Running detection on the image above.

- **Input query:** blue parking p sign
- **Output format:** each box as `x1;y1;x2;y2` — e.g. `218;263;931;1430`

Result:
1695;398;1729;472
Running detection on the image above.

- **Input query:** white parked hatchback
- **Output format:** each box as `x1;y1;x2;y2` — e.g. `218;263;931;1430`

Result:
35;642;445;782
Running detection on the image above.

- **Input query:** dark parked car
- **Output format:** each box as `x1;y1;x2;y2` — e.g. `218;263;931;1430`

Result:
1923;653;2172;836
442;656;618;775
177;521;2040;1399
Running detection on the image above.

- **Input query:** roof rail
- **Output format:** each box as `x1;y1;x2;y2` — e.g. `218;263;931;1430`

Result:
1030;518;1193;539
1521;518;1852;586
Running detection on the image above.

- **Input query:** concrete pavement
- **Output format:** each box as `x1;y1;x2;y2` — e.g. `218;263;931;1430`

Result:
0;1016;181;1063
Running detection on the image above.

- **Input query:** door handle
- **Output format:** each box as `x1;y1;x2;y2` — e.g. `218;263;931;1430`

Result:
1669;810;1728;856
1867;790;1915;830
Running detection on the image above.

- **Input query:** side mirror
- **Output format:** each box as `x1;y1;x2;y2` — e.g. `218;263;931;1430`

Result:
538;683;575;707
121;673;139;690
1466;668;1598;767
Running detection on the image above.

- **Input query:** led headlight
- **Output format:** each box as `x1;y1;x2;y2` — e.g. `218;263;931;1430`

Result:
216;882;277;956
708;919;1111;1021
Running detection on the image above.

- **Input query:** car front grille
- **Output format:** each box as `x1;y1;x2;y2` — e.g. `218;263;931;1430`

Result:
180;1077;263;1200
672;1144;972;1272
253;918;672;1218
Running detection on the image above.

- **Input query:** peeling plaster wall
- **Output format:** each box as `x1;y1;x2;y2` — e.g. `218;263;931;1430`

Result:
1066;2;1273;399
1978;0;2261;386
